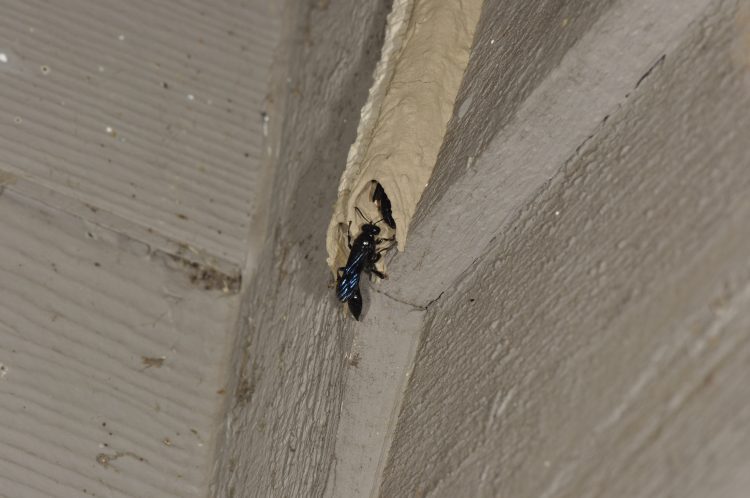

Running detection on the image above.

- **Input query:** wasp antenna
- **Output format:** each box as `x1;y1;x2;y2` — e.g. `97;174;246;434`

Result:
354;206;372;224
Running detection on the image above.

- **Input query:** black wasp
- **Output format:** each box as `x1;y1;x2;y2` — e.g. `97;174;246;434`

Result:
372;181;396;229
336;207;393;320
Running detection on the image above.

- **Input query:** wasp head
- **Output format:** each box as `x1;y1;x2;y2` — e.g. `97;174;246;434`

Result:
361;223;380;237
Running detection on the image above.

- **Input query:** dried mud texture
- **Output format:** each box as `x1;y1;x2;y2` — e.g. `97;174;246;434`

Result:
326;0;482;275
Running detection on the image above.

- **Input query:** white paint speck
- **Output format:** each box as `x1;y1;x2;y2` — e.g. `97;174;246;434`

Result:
118;34;125;41
458;94;473;119
0;53;8;63
187;94;195;101
554;210;561;216
490;39;495;45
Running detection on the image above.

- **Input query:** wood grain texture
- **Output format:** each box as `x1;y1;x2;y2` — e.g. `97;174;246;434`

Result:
381;0;750;495
211;0;395;496
0;190;240;497
0;1;280;496
0;0;280;264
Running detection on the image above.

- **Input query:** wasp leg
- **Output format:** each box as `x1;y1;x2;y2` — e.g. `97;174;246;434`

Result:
376;241;396;255
370;268;387;279
365;255;387;280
